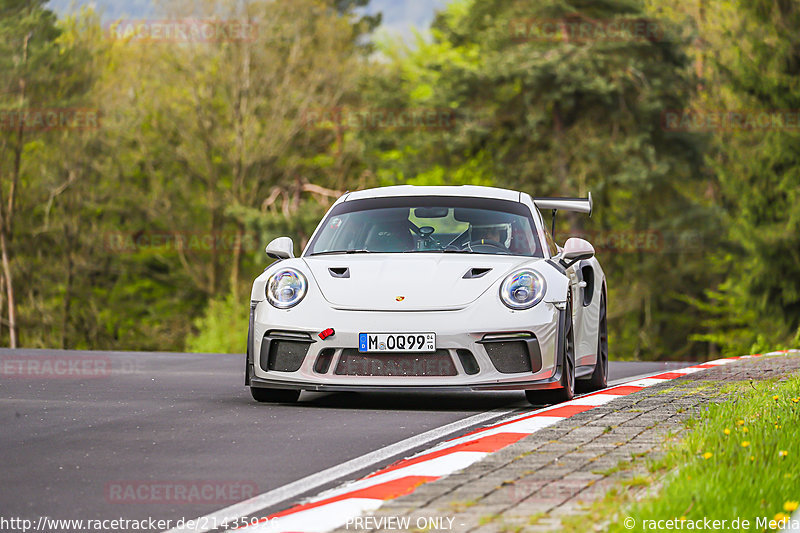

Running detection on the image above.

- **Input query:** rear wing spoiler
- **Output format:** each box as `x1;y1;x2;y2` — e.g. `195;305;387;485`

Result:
533;192;593;216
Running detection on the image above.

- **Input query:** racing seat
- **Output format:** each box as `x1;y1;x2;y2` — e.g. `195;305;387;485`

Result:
364;220;414;252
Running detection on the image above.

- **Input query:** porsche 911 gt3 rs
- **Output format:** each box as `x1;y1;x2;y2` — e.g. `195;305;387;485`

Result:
245;185;608;405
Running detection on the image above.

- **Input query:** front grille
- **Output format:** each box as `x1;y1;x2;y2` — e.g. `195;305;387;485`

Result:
264;339;310;372
483;341;533;374
335;349;457;376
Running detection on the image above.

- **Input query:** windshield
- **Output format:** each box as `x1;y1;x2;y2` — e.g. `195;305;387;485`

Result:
306;196;543;257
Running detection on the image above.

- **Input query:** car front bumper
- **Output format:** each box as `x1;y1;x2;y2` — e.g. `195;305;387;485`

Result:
248;296;565;391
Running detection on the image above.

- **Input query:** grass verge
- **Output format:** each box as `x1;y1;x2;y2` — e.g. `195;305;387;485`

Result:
562;375;800;532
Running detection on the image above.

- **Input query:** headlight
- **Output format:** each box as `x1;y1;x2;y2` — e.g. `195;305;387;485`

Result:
500;269;546;310
266;268;307;309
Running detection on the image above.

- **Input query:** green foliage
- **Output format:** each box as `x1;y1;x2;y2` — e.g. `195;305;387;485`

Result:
0;0;795;358
653;0;800;353
360;0;719;359
185;292;246;354
0;0;371;351
684;280;798;356
713;0;800;346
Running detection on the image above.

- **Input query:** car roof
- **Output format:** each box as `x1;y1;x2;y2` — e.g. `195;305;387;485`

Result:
344;185;523;203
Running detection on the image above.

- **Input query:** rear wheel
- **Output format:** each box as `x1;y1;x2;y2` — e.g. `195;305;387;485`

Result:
250;387;301;403
526;298;575;405
578;292;608;393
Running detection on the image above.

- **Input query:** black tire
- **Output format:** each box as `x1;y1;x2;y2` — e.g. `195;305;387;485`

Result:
250;387;301;403
578;292;608;393
526;298;575;405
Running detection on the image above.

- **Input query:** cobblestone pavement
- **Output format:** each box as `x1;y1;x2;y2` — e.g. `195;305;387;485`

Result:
334;355;800;533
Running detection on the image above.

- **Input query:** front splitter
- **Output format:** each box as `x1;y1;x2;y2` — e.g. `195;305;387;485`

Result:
248;374;563;393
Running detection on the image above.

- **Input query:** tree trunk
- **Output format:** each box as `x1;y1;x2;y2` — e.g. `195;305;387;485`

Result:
60;213;78;349
230;33;251;304
0;229;17;348
230;223;244;305
0;33;31;348
209;208;220;294
61;248;74;349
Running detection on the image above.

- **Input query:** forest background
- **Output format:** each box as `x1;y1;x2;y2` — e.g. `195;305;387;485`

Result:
1;0;797;360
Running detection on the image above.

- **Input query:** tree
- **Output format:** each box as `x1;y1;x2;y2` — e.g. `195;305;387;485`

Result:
120;0;378;351
358;0;716;359
694;0;800;353
0;0;83;347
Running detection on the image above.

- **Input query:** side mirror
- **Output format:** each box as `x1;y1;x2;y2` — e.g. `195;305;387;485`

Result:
265;237;295;260
561;237;594;267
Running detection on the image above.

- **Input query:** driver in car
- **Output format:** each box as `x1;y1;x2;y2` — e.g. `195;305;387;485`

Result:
473;224;508;247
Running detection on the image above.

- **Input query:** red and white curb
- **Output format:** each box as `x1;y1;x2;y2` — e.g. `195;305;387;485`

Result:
175;351;798;533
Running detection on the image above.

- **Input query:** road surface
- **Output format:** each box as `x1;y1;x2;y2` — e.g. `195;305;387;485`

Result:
0;349;692;530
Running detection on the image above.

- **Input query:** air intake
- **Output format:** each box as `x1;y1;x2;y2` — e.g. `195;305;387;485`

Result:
463;268;492;279
314;349;336;374
478;333;542;374
329;267;350;278
259;332;313;373
457;350;480;375
335;350;457;376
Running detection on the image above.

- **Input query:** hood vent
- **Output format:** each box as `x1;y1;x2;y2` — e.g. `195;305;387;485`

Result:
303;255;529;311
328;267;350;279
463;267;492;279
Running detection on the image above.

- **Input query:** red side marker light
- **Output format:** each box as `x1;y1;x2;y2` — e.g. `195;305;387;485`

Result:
319;328;335;340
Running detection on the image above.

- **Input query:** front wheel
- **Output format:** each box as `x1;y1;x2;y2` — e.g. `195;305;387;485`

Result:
250;387;300;403
526;298;575;405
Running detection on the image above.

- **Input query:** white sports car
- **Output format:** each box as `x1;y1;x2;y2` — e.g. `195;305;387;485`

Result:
246;185;608;405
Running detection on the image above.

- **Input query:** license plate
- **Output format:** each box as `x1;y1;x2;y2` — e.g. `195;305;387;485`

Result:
358;333;436;353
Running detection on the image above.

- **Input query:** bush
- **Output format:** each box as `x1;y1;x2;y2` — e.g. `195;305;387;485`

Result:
185;292;247;354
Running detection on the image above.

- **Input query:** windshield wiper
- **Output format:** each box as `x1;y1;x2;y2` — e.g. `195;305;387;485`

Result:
441;247;514;256
308;249;372;256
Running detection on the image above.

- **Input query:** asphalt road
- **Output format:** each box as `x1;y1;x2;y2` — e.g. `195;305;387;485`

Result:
0;350;692;531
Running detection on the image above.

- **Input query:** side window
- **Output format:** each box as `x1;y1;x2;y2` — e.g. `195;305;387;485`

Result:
545;230;559;257
533;207;558;257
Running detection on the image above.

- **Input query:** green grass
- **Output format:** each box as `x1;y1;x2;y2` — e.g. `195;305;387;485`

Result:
448;499;477;512
593;459;635;476
607;376;800;531
557;375;800;532
478;514;499;525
